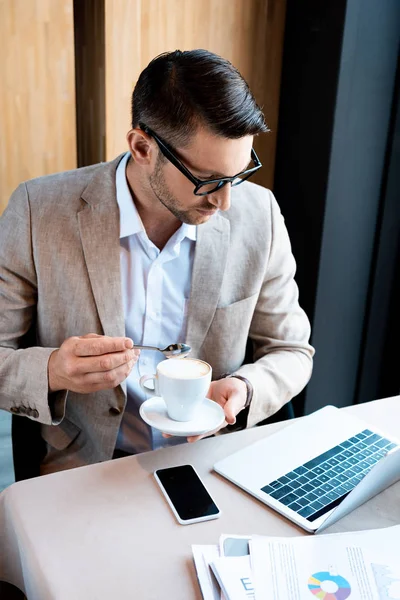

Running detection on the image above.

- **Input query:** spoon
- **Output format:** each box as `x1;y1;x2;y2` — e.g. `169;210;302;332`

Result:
133;343;192;358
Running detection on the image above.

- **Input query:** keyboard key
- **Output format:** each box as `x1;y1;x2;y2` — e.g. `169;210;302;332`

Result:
364;433;382;444
355;441;368;450
320;483;334;493
288;501;302;512
301;483;314;493
330;477;344;488
365;456;379;466
325;490;341;502
277;475;291;485
375;438;392;449
312;467;325;476
325;469;337;479
341;460;353;469
387;443;398;451
340;440;352;449
303;445;343;470
335;474;348;483
296;476;309;486
279;492;299;506
339;449;354;459
347;457;359;466
349;465;363;474
310;500;324;511
362;448;373;457
260;485;276;495
349;436;360;444
355;432;367;440
352;474;364;484
294;487;307;497
293;466;307;476
327;458;340;467
285;472;299;481
341;481;354;491
304;492;318;502
318;474;330;483
269;485;294;500
363;429;374;436
303;471;319;480
298;506;315;519
296;497;309;507
333;465;345;474
359;461;370;470
317;494;331;506
288;479;301;490
268;480;282;489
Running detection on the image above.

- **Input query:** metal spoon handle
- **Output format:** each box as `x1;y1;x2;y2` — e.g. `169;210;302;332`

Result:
134;345;161;352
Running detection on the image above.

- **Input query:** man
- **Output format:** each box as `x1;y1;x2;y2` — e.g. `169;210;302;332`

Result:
0;50;314;475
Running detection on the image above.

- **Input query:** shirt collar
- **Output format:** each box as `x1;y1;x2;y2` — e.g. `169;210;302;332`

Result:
116;152;197;241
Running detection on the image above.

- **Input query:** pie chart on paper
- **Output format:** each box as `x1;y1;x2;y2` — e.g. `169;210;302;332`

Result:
308;571;352;599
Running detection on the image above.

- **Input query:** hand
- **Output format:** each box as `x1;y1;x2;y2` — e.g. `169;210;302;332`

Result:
48;333;140;393
163;376;247;443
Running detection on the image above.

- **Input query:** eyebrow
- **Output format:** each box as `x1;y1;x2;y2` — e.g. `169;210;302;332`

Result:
196;158;253;179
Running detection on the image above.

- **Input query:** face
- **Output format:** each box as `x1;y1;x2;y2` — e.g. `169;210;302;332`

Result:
128;126;254;225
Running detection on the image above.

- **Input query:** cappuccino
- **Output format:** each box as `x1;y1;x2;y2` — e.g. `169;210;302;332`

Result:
140;358;212;421
158;358;210;379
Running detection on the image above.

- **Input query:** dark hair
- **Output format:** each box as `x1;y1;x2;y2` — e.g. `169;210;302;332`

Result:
131;49;269;146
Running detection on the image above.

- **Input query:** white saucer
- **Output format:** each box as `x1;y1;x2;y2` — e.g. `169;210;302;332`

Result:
139;397;225;436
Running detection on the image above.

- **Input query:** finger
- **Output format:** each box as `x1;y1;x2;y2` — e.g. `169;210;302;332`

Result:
223;391;247;425
75;336;134;357
75;348;140;375
82;359;135;388
187;421;227;443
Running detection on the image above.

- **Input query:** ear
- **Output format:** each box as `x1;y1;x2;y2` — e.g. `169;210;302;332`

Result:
126;128;155;166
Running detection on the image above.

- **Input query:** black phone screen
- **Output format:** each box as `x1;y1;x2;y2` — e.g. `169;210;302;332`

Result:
155;465;219;521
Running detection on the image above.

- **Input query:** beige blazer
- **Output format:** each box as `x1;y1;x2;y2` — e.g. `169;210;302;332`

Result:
0;155;314;474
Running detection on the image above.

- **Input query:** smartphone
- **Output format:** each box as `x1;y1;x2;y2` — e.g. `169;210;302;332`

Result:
154;464;221;525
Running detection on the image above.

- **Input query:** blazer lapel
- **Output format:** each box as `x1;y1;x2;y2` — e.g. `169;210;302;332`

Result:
78;155;125;339
186;213;230;351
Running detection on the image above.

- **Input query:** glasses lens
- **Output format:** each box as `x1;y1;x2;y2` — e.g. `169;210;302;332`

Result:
195;180;226;196
231;173;252;187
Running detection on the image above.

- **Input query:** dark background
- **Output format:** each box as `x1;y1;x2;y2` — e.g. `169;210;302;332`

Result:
273;0;400;415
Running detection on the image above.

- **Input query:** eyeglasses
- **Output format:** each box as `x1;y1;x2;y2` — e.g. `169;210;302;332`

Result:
139;123;262;196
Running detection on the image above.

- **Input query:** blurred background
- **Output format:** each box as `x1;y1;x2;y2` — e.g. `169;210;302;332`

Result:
0;0;399;490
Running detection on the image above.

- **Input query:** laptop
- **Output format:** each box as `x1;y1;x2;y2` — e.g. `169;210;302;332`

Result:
214;405;400;533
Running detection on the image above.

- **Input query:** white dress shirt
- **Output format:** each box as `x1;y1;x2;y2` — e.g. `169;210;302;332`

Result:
115;152;196;453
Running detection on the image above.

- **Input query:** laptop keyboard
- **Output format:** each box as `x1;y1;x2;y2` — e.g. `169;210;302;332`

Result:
261;429;398;522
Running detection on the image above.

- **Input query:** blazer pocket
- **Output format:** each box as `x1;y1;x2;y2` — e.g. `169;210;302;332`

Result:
41;417;81;451
216;292;259;312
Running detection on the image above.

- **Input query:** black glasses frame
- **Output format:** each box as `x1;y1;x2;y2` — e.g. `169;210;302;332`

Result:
139;123;262;196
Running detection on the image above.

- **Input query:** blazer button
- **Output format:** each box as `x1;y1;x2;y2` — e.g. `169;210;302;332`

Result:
32;409;39;419
109;406;121;415
19;406;28;415
10;407;19;414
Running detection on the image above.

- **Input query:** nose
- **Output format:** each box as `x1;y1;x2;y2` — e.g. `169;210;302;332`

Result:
209;183;232;212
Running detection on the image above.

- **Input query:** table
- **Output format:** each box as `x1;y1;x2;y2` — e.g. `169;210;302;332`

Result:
1;397;399;599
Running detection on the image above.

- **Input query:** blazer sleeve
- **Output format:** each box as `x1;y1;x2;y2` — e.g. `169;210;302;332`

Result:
234;190;315;427
0;183;66;425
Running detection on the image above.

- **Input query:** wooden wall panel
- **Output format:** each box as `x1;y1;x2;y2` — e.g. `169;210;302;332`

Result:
105;0;286;190
0;0;76;214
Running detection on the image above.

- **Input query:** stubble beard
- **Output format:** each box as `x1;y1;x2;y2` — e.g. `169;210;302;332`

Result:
148;157;215;225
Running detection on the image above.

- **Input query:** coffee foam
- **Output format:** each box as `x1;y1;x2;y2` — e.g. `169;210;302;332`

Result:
158;358;210;379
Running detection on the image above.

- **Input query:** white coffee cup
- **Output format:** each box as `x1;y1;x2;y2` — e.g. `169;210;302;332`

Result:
139;358;212;422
